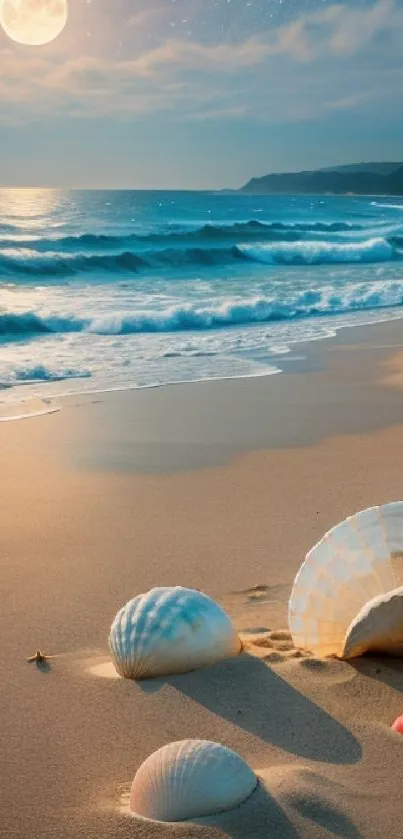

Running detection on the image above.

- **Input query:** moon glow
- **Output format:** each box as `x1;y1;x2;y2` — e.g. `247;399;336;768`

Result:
0;0;68;46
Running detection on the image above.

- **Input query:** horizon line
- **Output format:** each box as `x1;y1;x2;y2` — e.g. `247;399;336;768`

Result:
1;159;402;192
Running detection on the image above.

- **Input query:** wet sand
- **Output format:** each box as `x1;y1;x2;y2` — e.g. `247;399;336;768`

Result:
2;318;403;838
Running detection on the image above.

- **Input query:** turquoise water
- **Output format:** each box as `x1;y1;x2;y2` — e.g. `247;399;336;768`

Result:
1;188;403;415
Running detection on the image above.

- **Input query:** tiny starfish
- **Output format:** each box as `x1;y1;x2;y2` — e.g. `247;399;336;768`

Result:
27;650;54;664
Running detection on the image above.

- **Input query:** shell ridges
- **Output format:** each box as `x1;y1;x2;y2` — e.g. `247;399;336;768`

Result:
109;586;241;679
129;739;258;822
288;503;403;658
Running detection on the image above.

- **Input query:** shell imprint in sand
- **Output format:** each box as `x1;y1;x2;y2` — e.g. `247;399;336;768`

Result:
288;502;403;659
109;586;241;679
129;740;258;822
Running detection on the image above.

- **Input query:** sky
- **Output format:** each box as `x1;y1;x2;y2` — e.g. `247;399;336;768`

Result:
0;0;402;189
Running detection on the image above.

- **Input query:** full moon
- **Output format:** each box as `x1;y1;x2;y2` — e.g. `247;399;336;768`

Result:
0;0;68;46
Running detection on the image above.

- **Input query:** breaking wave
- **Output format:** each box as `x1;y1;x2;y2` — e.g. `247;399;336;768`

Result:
239;237;395;265
0;235;399;278
0;219;366;251
3;281;403;338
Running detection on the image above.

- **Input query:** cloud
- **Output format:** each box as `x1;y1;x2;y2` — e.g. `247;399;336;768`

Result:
133;37;272;76
0;0;402;125
326;0;400;55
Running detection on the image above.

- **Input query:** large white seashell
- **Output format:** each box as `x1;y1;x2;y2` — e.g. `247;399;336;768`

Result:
343;585;403;658
109;586;241;679
288;502;403;658
129;739;258;822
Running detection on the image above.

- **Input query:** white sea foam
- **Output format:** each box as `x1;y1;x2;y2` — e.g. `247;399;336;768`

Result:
2;190;403;418
0;363;91;386
239;237;393;265
371;202;403;211
3;276;403;341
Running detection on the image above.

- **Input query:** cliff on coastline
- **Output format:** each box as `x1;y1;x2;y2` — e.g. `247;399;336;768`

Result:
240;162;403;195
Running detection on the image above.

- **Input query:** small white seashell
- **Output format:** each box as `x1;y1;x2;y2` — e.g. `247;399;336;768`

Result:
343;585;403;658
109;586;241;679
129;739;258;822
288;502;403;658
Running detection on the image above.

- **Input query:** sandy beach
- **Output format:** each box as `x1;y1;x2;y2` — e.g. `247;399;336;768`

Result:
2;319;403;839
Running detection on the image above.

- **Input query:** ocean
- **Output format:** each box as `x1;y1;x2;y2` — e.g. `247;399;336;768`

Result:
1;188;403;419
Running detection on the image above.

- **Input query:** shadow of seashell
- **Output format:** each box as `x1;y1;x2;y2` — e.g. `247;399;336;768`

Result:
263;766;363;839
197;780;301;839
156;653;362;765
291;794;363;838
268;767;363;839
348;654;403;693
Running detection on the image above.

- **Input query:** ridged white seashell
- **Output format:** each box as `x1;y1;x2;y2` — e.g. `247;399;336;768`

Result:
109;586;241;679
288;502;403;658
130;740;258;822
343;585;403;658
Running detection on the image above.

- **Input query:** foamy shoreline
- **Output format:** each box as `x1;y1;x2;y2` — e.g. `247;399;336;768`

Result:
3;311;403;424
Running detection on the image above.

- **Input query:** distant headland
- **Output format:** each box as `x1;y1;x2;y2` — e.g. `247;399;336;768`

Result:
239;162;403;195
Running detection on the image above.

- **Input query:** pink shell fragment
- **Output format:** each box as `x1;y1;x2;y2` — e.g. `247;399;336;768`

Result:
391;714;403;733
